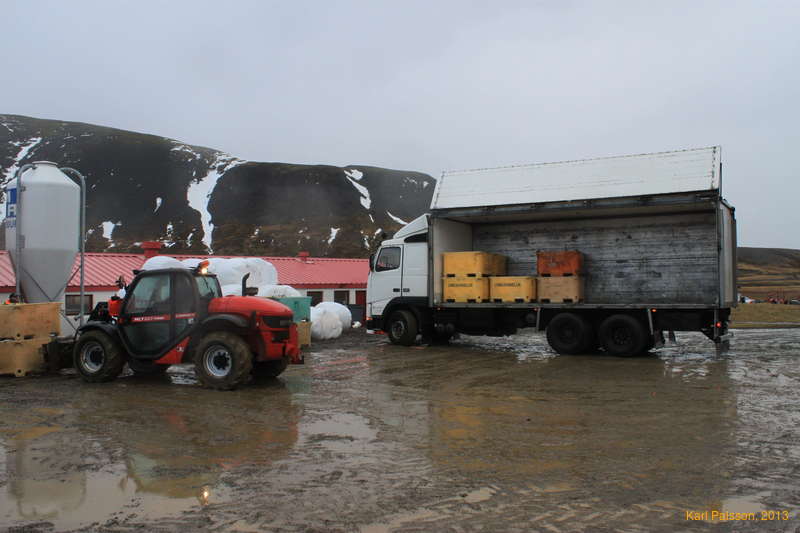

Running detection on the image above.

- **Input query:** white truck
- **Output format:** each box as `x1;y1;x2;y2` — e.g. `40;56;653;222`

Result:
365;147;737;357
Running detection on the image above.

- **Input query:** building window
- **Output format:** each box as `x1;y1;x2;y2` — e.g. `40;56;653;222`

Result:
334;290;350;305
307;291;323;306
65;294;94;315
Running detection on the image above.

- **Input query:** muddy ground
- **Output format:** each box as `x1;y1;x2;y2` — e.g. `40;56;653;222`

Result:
1;328;799;532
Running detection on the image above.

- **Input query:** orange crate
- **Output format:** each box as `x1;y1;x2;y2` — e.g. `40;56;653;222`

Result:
536;251;584;277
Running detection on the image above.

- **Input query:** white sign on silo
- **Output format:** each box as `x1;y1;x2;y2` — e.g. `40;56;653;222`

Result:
5;162;80;304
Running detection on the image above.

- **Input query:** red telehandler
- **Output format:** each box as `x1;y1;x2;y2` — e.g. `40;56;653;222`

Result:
72;260;301;390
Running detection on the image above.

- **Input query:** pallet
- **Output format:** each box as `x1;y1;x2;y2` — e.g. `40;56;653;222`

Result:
0;302;61;340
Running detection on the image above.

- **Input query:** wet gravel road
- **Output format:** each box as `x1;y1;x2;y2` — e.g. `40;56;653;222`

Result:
1;329;799;532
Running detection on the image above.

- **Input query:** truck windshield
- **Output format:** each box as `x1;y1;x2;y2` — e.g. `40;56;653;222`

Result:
195;275;221;299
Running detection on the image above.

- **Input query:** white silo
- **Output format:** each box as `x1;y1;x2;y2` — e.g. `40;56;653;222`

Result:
4;162;80;305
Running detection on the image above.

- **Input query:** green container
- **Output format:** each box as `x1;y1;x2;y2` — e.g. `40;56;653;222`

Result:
270;297;311;322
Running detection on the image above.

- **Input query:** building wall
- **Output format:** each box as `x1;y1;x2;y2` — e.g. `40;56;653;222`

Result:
299;288;366;305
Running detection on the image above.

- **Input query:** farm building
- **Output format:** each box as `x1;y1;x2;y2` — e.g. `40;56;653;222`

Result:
0;242;369;333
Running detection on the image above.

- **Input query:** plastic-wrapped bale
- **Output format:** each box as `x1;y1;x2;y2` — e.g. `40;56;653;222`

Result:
220;283;244;297
245;258;278;286
314;301;352;330
310;307;343;340
181;258;203;269
257;285;301;298
142;256;188;271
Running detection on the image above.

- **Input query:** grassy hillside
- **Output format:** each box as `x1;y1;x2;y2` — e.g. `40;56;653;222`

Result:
737;247;800;301
730;303;800;328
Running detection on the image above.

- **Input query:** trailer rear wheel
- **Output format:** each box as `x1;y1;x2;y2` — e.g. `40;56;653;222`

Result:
74;330;125;383
546;313;594;355
599;314;647;357
387;310;418;346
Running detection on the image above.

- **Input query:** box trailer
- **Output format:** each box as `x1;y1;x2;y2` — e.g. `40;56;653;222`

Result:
366;147;736;356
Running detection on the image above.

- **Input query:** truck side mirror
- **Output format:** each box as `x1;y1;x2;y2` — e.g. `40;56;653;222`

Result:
369;253;375;272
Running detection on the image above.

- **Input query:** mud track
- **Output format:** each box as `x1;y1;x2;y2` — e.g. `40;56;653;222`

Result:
1;329;799;532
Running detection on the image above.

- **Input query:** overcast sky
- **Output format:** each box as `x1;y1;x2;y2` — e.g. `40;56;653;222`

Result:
3;1;799;248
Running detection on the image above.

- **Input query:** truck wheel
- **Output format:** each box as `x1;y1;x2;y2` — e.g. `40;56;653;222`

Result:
74;330;125;383
387;310;418;346
253;356;289;378
128;358;170;376
546;313;594;355
193;331;253;390
599;314;647;357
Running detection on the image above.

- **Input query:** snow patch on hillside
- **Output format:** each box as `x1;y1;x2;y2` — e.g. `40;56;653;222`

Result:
0;137;43;217
386;211;407;225
344;169;371;209
2;137;42;183
328;227;340;244
187;153;246;251
102;221;117;240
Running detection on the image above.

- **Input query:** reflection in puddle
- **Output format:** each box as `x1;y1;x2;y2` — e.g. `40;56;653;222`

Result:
0;379;299;530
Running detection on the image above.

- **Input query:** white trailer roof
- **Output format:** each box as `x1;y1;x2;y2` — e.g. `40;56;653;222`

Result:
432;146;721;211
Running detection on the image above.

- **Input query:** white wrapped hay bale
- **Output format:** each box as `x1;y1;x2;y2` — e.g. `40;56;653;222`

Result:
310;307;343;340
142;256;188;271
181;258;203;269
257;285;301;298
314;301;352;330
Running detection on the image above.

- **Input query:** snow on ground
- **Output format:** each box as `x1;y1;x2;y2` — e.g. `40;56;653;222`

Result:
187;153;246;251
328;227;340;244
154;197;162;212
344;169;371;209
0;137;43;217
386;211;407;225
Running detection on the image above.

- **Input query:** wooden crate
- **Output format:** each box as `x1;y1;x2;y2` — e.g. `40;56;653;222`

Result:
537;276;584;303
443;276;490;303
0;302;61;340
490;276;537;303
443;252;506;277
297;321;311;347
536;250;584;277
0;338;48;377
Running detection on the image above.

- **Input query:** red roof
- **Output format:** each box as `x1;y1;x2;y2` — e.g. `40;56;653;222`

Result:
0;250;369;292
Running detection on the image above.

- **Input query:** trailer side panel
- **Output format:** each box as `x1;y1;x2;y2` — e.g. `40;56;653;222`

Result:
473;211;719;305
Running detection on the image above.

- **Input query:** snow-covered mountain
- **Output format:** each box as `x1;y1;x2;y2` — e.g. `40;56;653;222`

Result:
0;114;435;256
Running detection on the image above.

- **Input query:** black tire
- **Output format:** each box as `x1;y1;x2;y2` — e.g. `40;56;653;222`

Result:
599;314;648;357
193;331;253;390
128;358;170;376
73;330;125;383
546;313;594;355
252;356;289;379
387;310;418;346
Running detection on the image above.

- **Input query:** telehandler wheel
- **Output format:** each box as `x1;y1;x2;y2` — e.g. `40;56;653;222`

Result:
546;312;594;355
193;331;253;390
252;356;289;379
598;314;647;357
128;358;171;376
387;310;418;346
74;330;125;383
